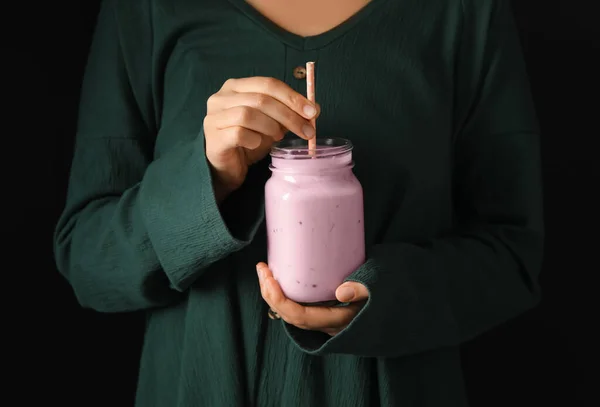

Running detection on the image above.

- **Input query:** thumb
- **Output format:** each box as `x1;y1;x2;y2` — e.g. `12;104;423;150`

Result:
315;103;322;119
335;282;369;303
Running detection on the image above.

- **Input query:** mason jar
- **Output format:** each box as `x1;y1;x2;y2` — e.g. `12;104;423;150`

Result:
264;138;365;305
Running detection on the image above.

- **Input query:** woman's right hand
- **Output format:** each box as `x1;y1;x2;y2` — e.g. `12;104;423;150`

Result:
204;77;319;202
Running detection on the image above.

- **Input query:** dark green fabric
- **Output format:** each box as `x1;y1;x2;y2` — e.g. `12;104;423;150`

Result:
54;0;543;406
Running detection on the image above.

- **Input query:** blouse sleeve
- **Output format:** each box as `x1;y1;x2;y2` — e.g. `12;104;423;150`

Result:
53;0;265;313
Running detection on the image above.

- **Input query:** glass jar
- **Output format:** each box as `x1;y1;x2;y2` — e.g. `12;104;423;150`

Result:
264;138;365;305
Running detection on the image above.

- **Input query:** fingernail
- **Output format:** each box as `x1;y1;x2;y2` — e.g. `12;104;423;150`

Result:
303;105;316;118
256;266;264;280
302;124;315;138
337;286;355;302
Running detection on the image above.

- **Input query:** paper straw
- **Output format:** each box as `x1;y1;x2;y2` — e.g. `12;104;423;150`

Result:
306;61;316;153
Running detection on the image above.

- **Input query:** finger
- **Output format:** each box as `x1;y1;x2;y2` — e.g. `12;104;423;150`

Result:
221;77;319;121
335;282;370;303
219;126;264;150
291;300;363;332
208;92;315;140
208;105;287;141
257;264;361;331
267;308;281;320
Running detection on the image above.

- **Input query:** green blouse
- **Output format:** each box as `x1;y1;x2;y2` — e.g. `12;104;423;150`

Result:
54;0;544;405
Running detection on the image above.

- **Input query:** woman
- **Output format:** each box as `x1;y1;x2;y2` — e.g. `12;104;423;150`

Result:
54;0;544;405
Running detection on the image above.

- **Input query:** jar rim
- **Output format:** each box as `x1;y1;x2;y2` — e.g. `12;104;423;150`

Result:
270;137;353;159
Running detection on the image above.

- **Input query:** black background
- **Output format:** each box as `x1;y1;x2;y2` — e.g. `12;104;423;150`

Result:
9;1;596;406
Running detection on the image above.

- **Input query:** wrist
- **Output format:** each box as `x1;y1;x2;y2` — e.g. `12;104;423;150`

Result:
213;181;232;205
209;168;238;205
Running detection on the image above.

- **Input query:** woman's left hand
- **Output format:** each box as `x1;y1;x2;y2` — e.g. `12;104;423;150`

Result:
256;262;369;336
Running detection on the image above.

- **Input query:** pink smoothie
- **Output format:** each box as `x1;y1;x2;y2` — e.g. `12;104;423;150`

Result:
264;138;365;304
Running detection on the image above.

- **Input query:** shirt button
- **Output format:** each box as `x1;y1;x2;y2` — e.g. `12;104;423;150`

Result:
293;66;306;79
